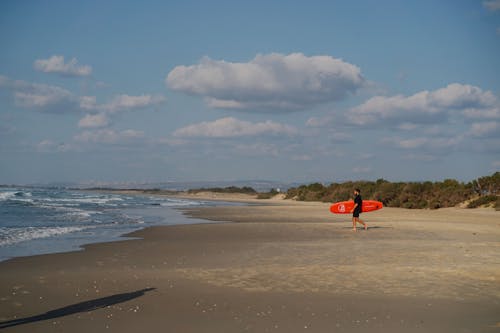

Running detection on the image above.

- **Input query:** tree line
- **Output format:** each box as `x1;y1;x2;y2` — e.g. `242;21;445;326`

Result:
284;172;500;210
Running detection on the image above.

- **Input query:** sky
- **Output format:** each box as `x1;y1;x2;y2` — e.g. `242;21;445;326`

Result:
1;0;499;185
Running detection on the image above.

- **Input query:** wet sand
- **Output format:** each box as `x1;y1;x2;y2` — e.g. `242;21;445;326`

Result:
0;199;499;332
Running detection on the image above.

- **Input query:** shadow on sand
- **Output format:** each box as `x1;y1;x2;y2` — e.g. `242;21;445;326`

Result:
0;287;156;329
342;226;392;230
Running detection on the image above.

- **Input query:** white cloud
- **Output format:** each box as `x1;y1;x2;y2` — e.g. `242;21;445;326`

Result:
0;75;83;112
468;122;500;137
74;129;144;144
78;94;165;113
36;139;55;152
34;55;92;77
382;136;462;150
166;53;365;111
397;122;419;131
347;83;497;126
483;0;500;11
349;92;431;125
99;94;166;113
305;116;325;127
14;86;74;109
308;83;500;129
462;106;500;119
0;75;165;117
172;117;298;138
78;113;110;128
36;139;73;152
79;96;98;110
430;83;496;109
14;82;79;112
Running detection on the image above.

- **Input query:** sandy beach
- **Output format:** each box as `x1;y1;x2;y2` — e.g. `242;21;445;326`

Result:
0;196;499;332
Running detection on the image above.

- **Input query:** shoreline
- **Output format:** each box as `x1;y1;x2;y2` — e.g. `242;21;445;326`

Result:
1;195;499;332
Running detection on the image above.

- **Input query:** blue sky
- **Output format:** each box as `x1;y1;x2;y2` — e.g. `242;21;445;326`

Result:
1;0;499;184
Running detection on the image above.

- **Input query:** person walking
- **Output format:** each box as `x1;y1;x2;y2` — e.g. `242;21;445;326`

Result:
350;188;368;231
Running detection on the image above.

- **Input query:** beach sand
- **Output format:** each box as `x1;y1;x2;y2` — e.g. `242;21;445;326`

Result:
0;197;499;332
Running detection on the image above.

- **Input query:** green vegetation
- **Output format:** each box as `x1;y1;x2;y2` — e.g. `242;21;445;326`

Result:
187;186;257;195
285;172;500;209
467;195;500;210
257;188;280;199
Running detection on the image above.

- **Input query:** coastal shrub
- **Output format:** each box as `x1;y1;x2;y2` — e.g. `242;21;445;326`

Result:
284;172;499;209
188;186;257;194
257;188;279;199
467;195;498;208
473;172;500;195
429;200;441;209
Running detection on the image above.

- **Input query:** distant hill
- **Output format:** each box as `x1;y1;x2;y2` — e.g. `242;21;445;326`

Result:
0;180;297;193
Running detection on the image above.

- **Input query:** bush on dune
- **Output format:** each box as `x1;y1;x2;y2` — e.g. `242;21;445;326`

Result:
285;172;500;210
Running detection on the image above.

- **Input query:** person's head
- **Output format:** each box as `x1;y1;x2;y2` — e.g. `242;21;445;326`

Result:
354;188;361;195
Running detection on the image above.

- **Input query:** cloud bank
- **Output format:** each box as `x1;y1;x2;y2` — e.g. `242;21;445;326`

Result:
305;83;500;158
34;55;92;77
166;53;365;111
347;83;497;126
308;83;498;128
0;75;165;130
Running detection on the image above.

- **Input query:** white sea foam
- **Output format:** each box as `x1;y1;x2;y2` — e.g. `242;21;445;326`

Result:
0;226;91;246
39;196;123;205
0;191;34;203
149;197;205;207
160;200;203;207
0;192;16;201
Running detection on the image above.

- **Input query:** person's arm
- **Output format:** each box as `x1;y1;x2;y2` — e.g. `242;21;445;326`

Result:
350;202;358;213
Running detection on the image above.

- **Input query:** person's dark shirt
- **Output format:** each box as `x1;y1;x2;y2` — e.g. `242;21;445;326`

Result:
354;194;362;213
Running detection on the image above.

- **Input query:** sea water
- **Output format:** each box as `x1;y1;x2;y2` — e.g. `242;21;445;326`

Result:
0;187;226;262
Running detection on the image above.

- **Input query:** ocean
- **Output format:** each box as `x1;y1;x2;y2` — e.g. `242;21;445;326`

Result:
0;187;227;262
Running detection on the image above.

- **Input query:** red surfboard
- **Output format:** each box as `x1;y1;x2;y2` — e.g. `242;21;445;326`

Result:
330;200;383;214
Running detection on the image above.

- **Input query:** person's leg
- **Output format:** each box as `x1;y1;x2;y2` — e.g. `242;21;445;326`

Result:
358;218;368;230
352;217;357;231
354;215;368;230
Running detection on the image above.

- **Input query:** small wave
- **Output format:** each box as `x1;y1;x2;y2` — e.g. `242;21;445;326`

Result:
15;191;32;197
0;226;91;246
0;192;16;201
64;209;100;219
0;191;34;204
39;196;124;205
116;213;146;225
36;203;100;220
160;199;204;207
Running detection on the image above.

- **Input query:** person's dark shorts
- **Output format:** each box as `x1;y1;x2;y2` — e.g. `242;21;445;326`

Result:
353;209;361;218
